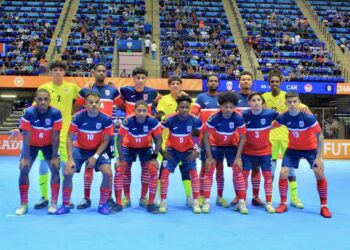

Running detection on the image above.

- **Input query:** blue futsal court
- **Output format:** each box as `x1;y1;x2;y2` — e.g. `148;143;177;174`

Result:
0;156;349;250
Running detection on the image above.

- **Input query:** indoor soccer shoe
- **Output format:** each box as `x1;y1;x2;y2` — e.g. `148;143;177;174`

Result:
110;204;123;213
16;205;28;216
139;197;149;208
159;200;167;213
77;199;91;210
48;204;57;214
230;196;239;207
216;197;230;208
147;203;159;214
202;201;210;213
34;197;49;209
106;198;116;209
198;196;204;207
192;200;201;214
186;197;193;208
320;206;332;218
98;203;110;215
265;203;275;213
55;205;70;215
252;197;265;207
290;198;304;209
122;197;131;208
234;200;249;214
276;203;288;213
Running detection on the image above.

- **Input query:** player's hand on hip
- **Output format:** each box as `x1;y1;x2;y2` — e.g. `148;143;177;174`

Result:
50;157;60;170
8;129;21;140
65;160;75;175
161;150;173;160
87;157;97;169
233;158;243;170
205;157;216;170
20;158;30;169
186;149;199;162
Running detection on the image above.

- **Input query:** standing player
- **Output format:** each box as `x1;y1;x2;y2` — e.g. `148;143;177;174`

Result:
241;92;279;213
16;89;62;215
10;61;80;209
159;95;202;213
202;91;247;214
156;76;193;207
272;92;331;218
118;67;161;208
114;100;162;213
191;74;229;208
262;70;304;209
233;71;265;207
74;63;123;210
56;92;114;215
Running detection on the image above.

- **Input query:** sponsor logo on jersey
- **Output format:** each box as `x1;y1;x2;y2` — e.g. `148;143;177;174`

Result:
105;90;110;96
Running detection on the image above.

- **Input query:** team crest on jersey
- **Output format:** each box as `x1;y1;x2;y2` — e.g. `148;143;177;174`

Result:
226;81;233;91
187;126;192;132
123;119;128;125
229;122;235;129
96;123;102;130
260;118;266;125
299;121;304;127
45;119;51;126
105;90;110;96
64;87;69;93
143;94;148;101
143;126;149;132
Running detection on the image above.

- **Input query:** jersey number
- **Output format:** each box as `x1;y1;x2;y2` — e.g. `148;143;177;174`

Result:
255;131;260;138
100;102;104;109
135;138;141;143
223;135;227;141
292;131;299;138
57;95;61;102
87;134;94;140
179;137;184;143
38;132;44;139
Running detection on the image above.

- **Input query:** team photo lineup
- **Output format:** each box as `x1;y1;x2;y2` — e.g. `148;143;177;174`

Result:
12;61;331;218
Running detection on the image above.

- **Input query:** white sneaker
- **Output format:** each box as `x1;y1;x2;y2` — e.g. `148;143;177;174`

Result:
186;197;193;208
265;202;275;213
202;200;210;213
48;203;57;214
16;205;28;216
234;200;248;214
159;200;167;213
192;200;201;213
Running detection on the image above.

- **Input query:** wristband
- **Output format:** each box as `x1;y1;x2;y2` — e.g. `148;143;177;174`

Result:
93;153;99;159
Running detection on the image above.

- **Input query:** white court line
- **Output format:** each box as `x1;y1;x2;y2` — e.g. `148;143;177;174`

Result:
6;215;17;217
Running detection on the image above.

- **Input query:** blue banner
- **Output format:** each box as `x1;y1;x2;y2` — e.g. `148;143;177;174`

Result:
202;80;337;95
116;40;142;52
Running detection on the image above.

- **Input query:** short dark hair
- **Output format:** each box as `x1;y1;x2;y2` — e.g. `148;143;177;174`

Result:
207;74;219;82
93;63;107;71
132;67;148;77
85;91;100;100
135;100;148;109
268;69;283;83
218;91;239;106
239;71;253;80
285;91;299;99
168;76;182;85
248;91;265;104
35;88;50;97
176;94;192;105
49;60;67;71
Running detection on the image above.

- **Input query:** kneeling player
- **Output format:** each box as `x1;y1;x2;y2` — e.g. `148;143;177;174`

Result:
114;100;162;214
203;91;247;214
16;89;62;215
56;92;114;215
159;95;202;213
273;92;331;218
241;92;279;213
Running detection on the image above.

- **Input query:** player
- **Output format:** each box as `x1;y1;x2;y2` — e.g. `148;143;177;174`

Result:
159;95;202;213
191;74;230;208
118;67;161;208
74;63;123;210
16;89;62;215
56;92;114;215
115;100;162;213
202;91;247;214
156;76;193;207
262;70;304;209
241;92;279;213
272;91;331;218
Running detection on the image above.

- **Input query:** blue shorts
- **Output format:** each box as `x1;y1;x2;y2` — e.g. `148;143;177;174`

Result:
281;148;317;169
121;147;152;164
73;147;111;173
242;154;272;171
105;136;115;159
21;145;53;166
211;146;237;166
162;148;196;173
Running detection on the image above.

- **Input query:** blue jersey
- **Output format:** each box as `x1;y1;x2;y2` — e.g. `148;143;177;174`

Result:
191;92;219;123
242;109;279;155
76;84;122;117
236;93;250;110
20;106;62;147
119;86;160;116
69;110;113;150
161;114;203;152
205;111;246;147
